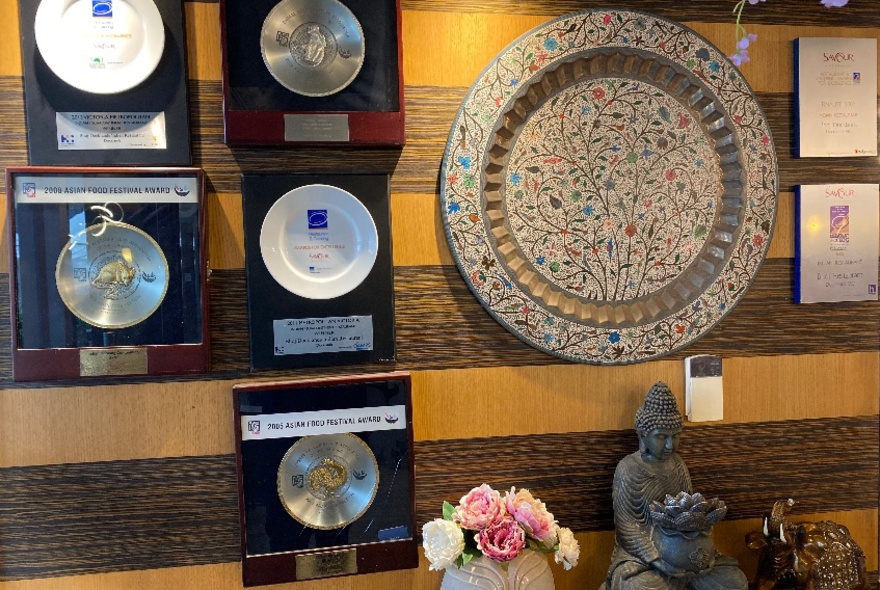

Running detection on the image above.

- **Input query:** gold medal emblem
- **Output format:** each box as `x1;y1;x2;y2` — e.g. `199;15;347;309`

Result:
277;433;379;530
55;223;169;329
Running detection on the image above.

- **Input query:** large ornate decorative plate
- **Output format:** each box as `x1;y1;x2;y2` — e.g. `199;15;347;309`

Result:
440;10;778;364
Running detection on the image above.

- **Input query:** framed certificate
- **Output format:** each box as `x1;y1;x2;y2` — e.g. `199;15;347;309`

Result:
5;167;208;381
219;0;404;146
233;373;417;586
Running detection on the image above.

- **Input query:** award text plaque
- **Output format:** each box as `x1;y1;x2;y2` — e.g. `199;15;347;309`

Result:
6;167;209;382
219;0;404;146
233;373;418;587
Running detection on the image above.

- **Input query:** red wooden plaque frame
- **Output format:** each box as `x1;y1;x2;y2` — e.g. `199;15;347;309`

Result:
5;166;210;382
219;0;405;147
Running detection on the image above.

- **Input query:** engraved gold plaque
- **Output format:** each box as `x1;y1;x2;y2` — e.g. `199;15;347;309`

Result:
56;222;169;329
80;348;148;376
277;433;378;530
295;549;358;580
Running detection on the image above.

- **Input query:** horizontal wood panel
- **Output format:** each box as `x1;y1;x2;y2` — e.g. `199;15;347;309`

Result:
211;261;878;375
0;351;874;467
1;260;878;386
400;0;880;29
208;187;795;271
1;78;878;209
0;543;874;590
0;416;875;581
402;13;880;92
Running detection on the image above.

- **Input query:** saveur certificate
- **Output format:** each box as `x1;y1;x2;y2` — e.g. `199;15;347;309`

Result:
795;37;878;157
795;184;879;303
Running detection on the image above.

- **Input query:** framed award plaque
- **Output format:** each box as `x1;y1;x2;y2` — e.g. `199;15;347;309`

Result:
233;372;418;586
18;0;192;165
6;167;208;381
219;0;404;146
242;173;395;370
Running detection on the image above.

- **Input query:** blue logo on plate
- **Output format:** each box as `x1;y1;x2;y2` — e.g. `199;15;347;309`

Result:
92;0;112;17
308;209;328;229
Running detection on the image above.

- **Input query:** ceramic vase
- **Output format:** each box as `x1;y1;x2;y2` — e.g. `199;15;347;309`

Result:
440;551;555;590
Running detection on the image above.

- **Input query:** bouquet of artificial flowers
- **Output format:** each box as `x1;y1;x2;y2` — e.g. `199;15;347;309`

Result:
422;484;580;571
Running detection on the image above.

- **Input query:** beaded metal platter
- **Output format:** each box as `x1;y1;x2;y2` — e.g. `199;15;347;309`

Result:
440;10;778;364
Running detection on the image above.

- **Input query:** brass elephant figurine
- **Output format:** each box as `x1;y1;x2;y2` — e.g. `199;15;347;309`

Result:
745;499;867;590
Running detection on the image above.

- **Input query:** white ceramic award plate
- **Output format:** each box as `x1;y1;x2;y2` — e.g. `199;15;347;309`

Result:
260;184;378;299
440;10;778;364
34;0;165;94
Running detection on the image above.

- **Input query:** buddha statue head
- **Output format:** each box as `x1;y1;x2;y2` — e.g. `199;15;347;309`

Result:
634;382;683;464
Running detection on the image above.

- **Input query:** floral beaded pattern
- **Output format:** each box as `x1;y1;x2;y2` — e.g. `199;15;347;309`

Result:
505;77;721;300
440;10;777;364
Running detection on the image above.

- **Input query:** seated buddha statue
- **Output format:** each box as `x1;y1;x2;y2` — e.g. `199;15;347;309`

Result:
603;382;747;590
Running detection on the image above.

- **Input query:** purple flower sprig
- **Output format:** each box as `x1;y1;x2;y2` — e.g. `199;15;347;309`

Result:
729;0;850;67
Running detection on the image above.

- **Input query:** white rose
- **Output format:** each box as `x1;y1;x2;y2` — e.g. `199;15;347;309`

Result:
422;519;465;570
554;527;580;570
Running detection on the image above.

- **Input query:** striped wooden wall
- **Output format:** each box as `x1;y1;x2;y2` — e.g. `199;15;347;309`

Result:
0;0;878;589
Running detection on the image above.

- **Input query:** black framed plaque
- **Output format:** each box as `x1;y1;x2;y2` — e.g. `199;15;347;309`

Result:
219;0;404;146
233;372;417;586
18;0;192;165
242;173;394;370
6;167;208;381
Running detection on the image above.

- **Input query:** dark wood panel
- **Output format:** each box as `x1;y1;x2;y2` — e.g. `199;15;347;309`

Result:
1;79;879;198
0;456;241;580
416;416;880;530
0;416;875;580
1;259;879;386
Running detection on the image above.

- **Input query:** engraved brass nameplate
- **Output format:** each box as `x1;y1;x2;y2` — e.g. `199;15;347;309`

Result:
80;348;148;376
295;549;357;580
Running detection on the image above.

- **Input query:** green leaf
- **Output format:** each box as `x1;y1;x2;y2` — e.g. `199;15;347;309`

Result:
442;501;456;520
526;166;541;173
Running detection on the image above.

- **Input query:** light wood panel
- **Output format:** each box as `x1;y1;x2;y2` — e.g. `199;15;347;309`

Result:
0;380;237;468
204;188;816;270
412;352;879;441
402;11;549;88
0;0;21;76
401;13;880;93
0;352;874;467
0;511;872;590
185;2;222;81
732;24;880;93
206;192;245;270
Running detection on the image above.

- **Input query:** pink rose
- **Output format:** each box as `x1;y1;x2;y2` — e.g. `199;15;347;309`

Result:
504;487;557;545
476;517;526;562
453;484;504;530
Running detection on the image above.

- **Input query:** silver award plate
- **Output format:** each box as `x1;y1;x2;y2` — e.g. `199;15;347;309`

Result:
56;223;169;329
277;433;378;530
260;0;365;97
